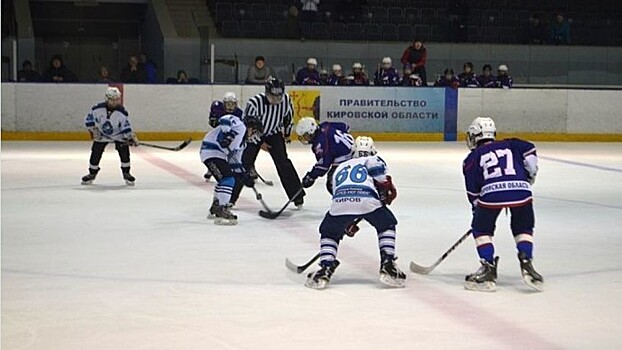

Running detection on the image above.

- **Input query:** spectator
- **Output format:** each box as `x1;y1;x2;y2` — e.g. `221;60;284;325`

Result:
17;60;41;82
176;70;190;84
139;52;158;83
96;65;114;83
42;55;78;83
120;55;147;83
458;62;480;88
401;65;424;87
347;62;369;86
526;14;547;44
551;13;571;45
477;64;496;88
245;56;277;85
287;5;301;39
434;68;460;88
495;65;513;89
400;38;428;85
300;0;320;23
295;57;321;85
327;64;349;85
373;57;400;86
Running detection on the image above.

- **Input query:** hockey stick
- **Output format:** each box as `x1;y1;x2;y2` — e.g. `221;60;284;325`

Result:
251;186;273;212
255;172;274;186
285;218;363;274
410;229;472;275
259;187;304;219
286;253;320;274
138;138;192;152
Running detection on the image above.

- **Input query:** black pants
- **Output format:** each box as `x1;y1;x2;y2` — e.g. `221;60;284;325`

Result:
413;66;427;85
88;141;131;172
231;133;305;204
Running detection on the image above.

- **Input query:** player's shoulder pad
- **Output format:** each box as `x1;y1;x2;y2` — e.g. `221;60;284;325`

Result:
92;102;107;110
113;106;129;116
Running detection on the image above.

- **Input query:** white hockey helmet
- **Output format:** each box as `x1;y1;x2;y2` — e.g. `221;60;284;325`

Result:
498;64;508;72
352;136;377;158
332;64;342;72
223;91;238;103
466;117;496;150
105;86;121;100
295;117;319;144
352;62;363;70
382;57;392;68
223;91;238;112
307;57;317;66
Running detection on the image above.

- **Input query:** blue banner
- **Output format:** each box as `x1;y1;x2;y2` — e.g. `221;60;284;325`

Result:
319;87;457;140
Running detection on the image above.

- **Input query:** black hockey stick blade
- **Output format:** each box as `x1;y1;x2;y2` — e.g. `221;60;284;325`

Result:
139;138;192;151
410;230;472;275
285;253;320;274
258;188;304;220
256;173;274;186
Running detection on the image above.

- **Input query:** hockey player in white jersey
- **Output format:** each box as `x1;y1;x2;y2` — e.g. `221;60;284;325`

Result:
81;87;139;186
200;114;263;225
306;136;406;289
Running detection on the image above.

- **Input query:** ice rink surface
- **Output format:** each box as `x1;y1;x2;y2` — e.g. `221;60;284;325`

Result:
2;141;622;350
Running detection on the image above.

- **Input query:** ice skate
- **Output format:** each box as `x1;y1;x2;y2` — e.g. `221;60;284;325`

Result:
518;252;544;292
305;260;340;290
464;256;499;292
379;254;406;288
81;168;99;185
213;204;238;226
207;200;218;219
123;172;135;186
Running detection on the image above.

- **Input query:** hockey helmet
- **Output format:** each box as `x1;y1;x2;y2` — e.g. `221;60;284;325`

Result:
244;115;264;139
382;57;392;69
352;136;377;158
295;117;319;144
223;91;238;112
265;77;285;104
466;117;496;150
105;86;121;100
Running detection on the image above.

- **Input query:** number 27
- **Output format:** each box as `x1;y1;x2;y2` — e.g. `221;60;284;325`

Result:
480;149;516;180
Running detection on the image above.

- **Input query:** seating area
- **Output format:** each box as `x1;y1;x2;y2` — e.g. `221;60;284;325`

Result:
208;0;622;46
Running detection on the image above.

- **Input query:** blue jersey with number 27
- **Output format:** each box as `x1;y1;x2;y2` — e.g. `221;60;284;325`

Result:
463;138;537;208
330;155;388;216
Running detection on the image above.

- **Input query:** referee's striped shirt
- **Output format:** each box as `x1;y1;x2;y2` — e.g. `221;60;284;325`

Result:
243;93;293;143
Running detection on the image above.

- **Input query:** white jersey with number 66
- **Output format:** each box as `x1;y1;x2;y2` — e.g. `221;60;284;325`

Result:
329;155;388;216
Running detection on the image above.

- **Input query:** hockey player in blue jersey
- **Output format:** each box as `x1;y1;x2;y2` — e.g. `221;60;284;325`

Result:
81;87;138;186
373;57;400;86
200;114;262;225
205;92;244;181
462;117;543;292
305;136;405;289
295;117;354;194
494;65;513;89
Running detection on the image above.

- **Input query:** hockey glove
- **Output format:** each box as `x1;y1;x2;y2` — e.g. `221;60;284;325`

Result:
527;174;536;185
239;171;255;188
126;133;139;147
217;131;236;148
302;173;316;188
345;222;360;237
89;127;101;140
375;175;397;205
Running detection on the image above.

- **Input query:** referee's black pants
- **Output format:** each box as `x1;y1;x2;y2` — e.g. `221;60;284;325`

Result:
230;133;305;205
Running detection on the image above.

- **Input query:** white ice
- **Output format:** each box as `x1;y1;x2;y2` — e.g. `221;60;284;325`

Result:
2;141;622;350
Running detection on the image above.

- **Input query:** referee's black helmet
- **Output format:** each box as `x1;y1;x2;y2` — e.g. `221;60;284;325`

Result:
265;77;285;99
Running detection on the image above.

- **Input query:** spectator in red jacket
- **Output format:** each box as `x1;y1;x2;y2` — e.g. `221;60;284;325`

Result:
400;38;428;85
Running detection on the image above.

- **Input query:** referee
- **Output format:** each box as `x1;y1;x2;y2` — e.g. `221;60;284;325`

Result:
230;77;305;207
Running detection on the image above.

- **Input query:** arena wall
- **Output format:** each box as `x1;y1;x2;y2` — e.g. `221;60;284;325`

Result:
2;83;621;141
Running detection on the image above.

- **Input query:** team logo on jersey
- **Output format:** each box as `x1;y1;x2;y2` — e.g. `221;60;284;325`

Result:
101;121;114;135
